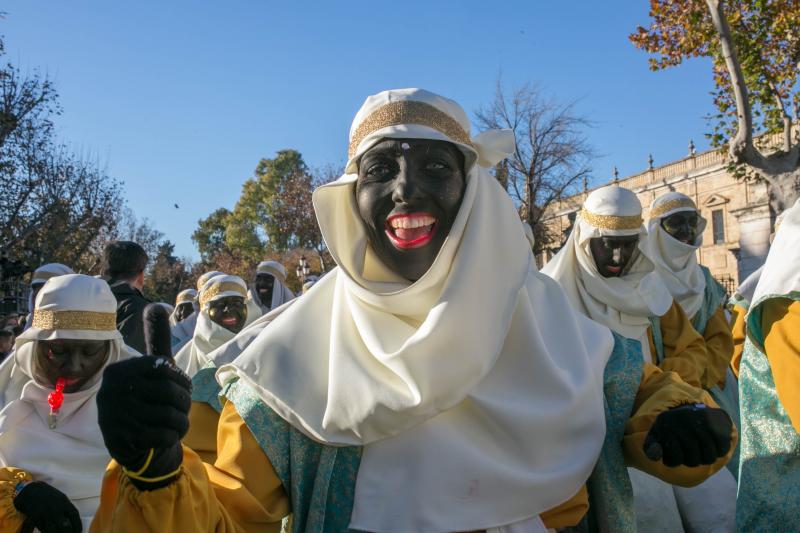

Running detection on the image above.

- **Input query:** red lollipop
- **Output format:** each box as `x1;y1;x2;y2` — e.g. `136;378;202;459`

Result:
47;377;66;429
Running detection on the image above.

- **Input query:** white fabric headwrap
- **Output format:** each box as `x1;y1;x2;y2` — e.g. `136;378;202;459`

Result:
542;186;673;344
218;88;610;532
250;261;295;312
0;274;136;530
747;198;800;350
195;270;224;291
644;192;708;319
174;275;253;377
25;263;75;329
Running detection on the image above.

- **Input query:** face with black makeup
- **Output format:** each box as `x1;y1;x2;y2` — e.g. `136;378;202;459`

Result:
207;295;247;334
355;138;466;281
174;302;195;323
660;211;701;245
589;235;640;278
35;339;110;393
255;274;275;305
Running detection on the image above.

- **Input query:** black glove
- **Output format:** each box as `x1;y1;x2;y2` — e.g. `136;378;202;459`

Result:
14;481;82;533
97;356;192;490
644;403;733;468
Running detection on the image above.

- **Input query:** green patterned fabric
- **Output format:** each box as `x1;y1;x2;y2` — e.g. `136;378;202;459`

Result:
191;363;223;413
648;316;665;365
737;293;800;532
223;379;364;533
582;333;644;533
691;266;727;335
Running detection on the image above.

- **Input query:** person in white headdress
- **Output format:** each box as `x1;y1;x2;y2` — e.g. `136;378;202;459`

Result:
543;186;738;532
94;88;615;532
735;198;800;530
249;261;295;314
0;274;137;532
23;263;74;330
169;288;198;352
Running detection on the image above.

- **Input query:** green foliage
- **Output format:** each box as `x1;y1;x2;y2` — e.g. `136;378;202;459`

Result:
143;241;190;304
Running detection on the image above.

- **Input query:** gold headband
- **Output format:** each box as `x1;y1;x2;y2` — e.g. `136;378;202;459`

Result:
200;282;246;308
580;208;643;231
650;198;697;219
348;100;473;159
256;265;286;284
176;293;196;305
32;310;117;331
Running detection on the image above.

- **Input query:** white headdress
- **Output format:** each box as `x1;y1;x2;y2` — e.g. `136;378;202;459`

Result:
644;192;707;319
250;260;295;312
218;88;610;532
0;274;136;530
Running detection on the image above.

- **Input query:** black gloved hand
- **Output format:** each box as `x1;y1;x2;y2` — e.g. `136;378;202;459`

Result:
96;356;191;490
14;481;82;533
644;403;733;468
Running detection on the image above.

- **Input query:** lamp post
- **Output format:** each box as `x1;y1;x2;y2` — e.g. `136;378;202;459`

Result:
296;256;311;284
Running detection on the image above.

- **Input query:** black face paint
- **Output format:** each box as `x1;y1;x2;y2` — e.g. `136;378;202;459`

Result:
207;295;247;334
589;235;640;278
355;138;466;282
174;302;195;323
35;339;110;393
661;211;700;245
255;274;275;305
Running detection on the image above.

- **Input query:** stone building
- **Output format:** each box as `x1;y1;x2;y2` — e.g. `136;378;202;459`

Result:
539;141;777;294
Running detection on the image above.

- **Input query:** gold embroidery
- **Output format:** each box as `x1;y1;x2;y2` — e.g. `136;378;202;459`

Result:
200;282;246;308
580;208;643;230
348;101;473;159
256;265;286;284
650;198;697;219
176;293;196;304
32;310;117;331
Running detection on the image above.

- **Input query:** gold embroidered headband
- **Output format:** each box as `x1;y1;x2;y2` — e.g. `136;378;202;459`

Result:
256;265;286;284
32;310;117;331
200;282;246;308
650;198;697;219
580;208;643;231
348;100;473;159
176;292;196;305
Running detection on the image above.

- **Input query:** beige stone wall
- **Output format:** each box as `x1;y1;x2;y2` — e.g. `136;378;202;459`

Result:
540;147;772;291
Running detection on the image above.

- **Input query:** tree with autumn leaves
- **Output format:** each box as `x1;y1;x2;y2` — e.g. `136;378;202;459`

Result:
631;0;800;214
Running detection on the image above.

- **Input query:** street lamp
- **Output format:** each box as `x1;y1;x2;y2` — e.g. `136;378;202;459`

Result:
296;256;311;284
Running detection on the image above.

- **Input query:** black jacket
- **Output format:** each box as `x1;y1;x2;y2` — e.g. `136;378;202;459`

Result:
109;282;150;354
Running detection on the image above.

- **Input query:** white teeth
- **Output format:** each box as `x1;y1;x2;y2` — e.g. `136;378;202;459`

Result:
389;215;435;229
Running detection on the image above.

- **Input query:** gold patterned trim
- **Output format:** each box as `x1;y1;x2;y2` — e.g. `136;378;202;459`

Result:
200;282;246;308
580;208;643;230
650;198;697;219
256;265;286;284
348;100;473;159
32;310;117;331
176;292;196;305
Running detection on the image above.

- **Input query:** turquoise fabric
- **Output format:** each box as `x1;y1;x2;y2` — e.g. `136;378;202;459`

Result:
191;363;223;413
691;266;727;335
648;315;665;364
223;379;364;533
737;293;800;532
582;333;644;533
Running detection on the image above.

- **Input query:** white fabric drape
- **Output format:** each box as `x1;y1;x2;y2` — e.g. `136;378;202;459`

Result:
218;88;610;533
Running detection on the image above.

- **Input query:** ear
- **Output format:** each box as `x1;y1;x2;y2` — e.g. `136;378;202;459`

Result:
135;271;145;289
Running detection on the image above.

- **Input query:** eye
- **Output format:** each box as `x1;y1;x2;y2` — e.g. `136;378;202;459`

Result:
365;162;392;178
425;161;449;171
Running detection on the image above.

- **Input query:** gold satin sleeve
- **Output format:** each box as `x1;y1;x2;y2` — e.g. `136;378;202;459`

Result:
730;304;747;379
699;306;734;390
539;485;588;529
649;301;707;388
91;400;289;533
622;363;738;487
183;401;221;464
762;299;800;434
0;468;32;532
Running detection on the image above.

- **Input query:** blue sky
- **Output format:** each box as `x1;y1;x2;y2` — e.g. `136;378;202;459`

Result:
3;1;716;259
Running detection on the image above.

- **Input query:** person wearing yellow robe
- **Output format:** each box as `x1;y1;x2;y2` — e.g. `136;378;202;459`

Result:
736;198;800;530
92;88;638;532
542;185;738;531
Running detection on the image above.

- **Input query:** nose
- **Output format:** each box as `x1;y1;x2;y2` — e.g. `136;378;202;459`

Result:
611;247;622;264
63;354;82;375
391;161;423;204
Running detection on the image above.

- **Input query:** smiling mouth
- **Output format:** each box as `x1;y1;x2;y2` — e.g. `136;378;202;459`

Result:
221;317;239;326
605;265;622;275
385;213;437;249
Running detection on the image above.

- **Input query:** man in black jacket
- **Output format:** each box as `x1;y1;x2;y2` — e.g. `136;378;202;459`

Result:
102;241;150;353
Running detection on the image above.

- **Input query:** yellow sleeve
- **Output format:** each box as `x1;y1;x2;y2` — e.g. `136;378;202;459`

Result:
622;363;737;487
183;401;221;464
0;468;32;532
657;301;707;388
762;299;800;433
91;401;288;533
540;485;588;529
699;306;734;390
729;304;747;379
